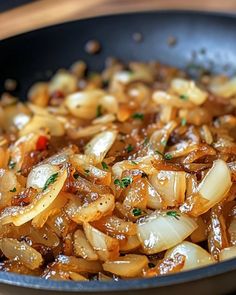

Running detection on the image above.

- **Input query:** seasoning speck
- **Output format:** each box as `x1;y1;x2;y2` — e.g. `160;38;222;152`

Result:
132;32;143;43
167;36;177;47
85;40;101;55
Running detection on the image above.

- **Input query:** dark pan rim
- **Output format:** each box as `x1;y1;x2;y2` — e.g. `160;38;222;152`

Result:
1;9;236;292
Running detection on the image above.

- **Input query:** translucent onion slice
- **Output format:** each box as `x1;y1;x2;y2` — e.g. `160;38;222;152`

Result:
49;70;77;95
152;91;195;109
137;210;197;254
228;218;236;245
27;164;59;190
103;254;148;278
180;159;232;217
66;194;115;223
28;82;49;107
190;216;207;243
149;171;187;207
0;169;20;209
171;78;208;105
219;246;236;261
83;222;119;261
69;272;88;281
119;235;141;252
65;89;105;119
20;114;65;136
0;168;67;226
73;229;98;260
54;255;102;273
210;76;236;98
165;241;215;271
0;238;43;270
85;130;117;164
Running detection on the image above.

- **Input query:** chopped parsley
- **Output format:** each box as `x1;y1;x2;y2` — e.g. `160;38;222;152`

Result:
181;118;187;126
179;94;189;100
126;144;134;153
101;161;108;170
132;208;142;216
114;177;132;188
166;211;180;220
161;139;167;146
96;105;102;118
74;172;79;179
155;149;164;156
164;153;173;160
143;137;149;146
43;172;59;191
8;159;16;169
132;113;144;120
9;187;16;193
84;169;90;175
131;160;137;165
148;262;156;268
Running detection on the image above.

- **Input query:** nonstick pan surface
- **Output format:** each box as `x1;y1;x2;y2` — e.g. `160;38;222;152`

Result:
0;10;236;295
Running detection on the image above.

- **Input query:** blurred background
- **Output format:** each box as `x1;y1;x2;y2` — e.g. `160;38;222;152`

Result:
1;0;236;40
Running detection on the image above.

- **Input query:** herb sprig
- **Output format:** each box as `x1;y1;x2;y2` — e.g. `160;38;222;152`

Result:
43;173;59;191
114;177;132;188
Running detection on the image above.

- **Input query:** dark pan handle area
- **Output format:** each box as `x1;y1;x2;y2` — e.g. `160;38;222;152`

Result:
0;10;236;295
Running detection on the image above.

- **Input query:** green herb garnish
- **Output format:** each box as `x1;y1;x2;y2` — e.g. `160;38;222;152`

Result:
8;159;16;169
132;208;142;216
161;140;167;146
96;105;102;118
126;144;134;153
84;169;90;175
114;177;132;188
9;187;16;193
143;137;149;146
131;160;137;165
132;113;144;120
101;162;108;170
166;211;180;220
74;172;79;179
179;94;189;100
43;172;59;191
155;149;164;156
181;118;187;126
164;154;173;160
148;262;156;268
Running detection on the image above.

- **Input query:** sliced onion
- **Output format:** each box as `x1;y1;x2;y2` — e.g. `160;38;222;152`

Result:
103;254;148;277
49;70;77;95
228;218;236;245
165;241;215;271
28;82;49;107
0;169;19;208
20;114;65;136
65;89;105;119
13;113;31;130
149;171;187;207
83;222;119;261
73;229;98;260
85;130;117;164
66;194;115;223
0;238;43;269
152;91;195;109
27;164;59;190
119;235;141;252
181;159;232;217
210;76;236;98
92;114;116;125
171;78;208;105
100;95;119;114
69;272;88;281
137;210;197;254
0;168;67;226
190;216;207;243
219;246;236;261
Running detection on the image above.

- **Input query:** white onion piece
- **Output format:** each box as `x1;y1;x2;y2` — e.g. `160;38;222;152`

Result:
210;76;236;98
49;70;77;95
0;169;19;208
20;114;64;136
83;222;119;261
73;229;98;260
171;78;208;105
100;95;118;114
0;168;67;226
0;238;43;269
219;246;236;261
66;194;115;223
165;241;214;271
85;130;117;164
27;164;59;190
198;159;231;204
149;171;186;207
119;235;141;252
65;89;105;119
13;113;31;130
103;254;148;277
137;210;197;254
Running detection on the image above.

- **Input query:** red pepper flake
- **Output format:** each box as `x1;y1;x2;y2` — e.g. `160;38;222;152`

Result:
36;136;48;151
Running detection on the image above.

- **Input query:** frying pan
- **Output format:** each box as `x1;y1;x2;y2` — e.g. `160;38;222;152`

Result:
0;10;236;295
